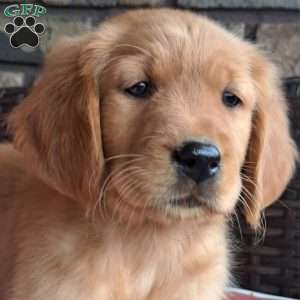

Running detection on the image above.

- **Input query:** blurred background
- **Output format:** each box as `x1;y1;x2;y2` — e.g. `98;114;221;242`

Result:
0;0;299;298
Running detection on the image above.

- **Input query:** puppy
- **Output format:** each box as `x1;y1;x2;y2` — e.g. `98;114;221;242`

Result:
0;9;297;300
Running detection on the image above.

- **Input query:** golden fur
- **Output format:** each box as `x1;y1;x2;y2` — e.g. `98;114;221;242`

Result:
0;9;297;300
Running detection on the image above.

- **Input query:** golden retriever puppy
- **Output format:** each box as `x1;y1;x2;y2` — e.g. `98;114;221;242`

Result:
0;9;298;300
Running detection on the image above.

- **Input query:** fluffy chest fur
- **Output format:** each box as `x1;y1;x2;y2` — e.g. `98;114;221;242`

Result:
11;193;228;300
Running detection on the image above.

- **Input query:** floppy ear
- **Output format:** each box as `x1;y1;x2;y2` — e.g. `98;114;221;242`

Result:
242;52;298;228
8;37;104;211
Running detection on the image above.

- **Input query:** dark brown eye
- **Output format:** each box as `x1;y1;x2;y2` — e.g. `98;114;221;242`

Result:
222;91;242;108
125;81;151;99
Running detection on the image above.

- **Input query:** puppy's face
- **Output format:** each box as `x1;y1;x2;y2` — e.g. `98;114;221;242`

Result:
100;12;257;223
10;10;297;227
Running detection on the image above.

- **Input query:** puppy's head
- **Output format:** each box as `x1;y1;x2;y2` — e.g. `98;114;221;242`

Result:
9;9;298;227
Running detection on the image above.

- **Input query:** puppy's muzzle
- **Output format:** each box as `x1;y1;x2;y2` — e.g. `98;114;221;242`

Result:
172;141;221;183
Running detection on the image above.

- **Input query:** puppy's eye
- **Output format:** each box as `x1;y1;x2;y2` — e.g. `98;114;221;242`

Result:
222;91;242;108
125;81;151;98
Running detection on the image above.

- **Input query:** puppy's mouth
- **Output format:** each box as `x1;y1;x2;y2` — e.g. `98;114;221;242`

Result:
170;195;202;208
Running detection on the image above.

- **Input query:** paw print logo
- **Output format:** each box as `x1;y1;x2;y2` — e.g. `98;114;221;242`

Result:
4;16;45;48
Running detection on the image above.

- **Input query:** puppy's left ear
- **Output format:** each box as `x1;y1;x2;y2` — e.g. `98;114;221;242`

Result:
8;36;105;211
242;51;298;228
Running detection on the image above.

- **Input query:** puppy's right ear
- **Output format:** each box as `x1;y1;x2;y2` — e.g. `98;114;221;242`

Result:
242;51;298;228
8;37;105;211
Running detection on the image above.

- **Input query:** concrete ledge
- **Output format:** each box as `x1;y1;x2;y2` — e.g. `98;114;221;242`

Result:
179;0;300;10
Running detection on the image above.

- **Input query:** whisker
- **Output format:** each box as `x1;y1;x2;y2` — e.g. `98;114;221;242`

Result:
239;193;255;219
92;157;145;217
110;169;146;214
103;166;149;222
105;153;144;162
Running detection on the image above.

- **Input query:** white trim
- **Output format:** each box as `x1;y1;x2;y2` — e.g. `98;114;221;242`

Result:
226;288;299;300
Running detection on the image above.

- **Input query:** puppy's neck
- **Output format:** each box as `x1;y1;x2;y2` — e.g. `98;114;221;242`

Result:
92;211;226;251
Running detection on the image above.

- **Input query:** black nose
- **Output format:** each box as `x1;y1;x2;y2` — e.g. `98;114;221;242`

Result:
172;142;221;183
